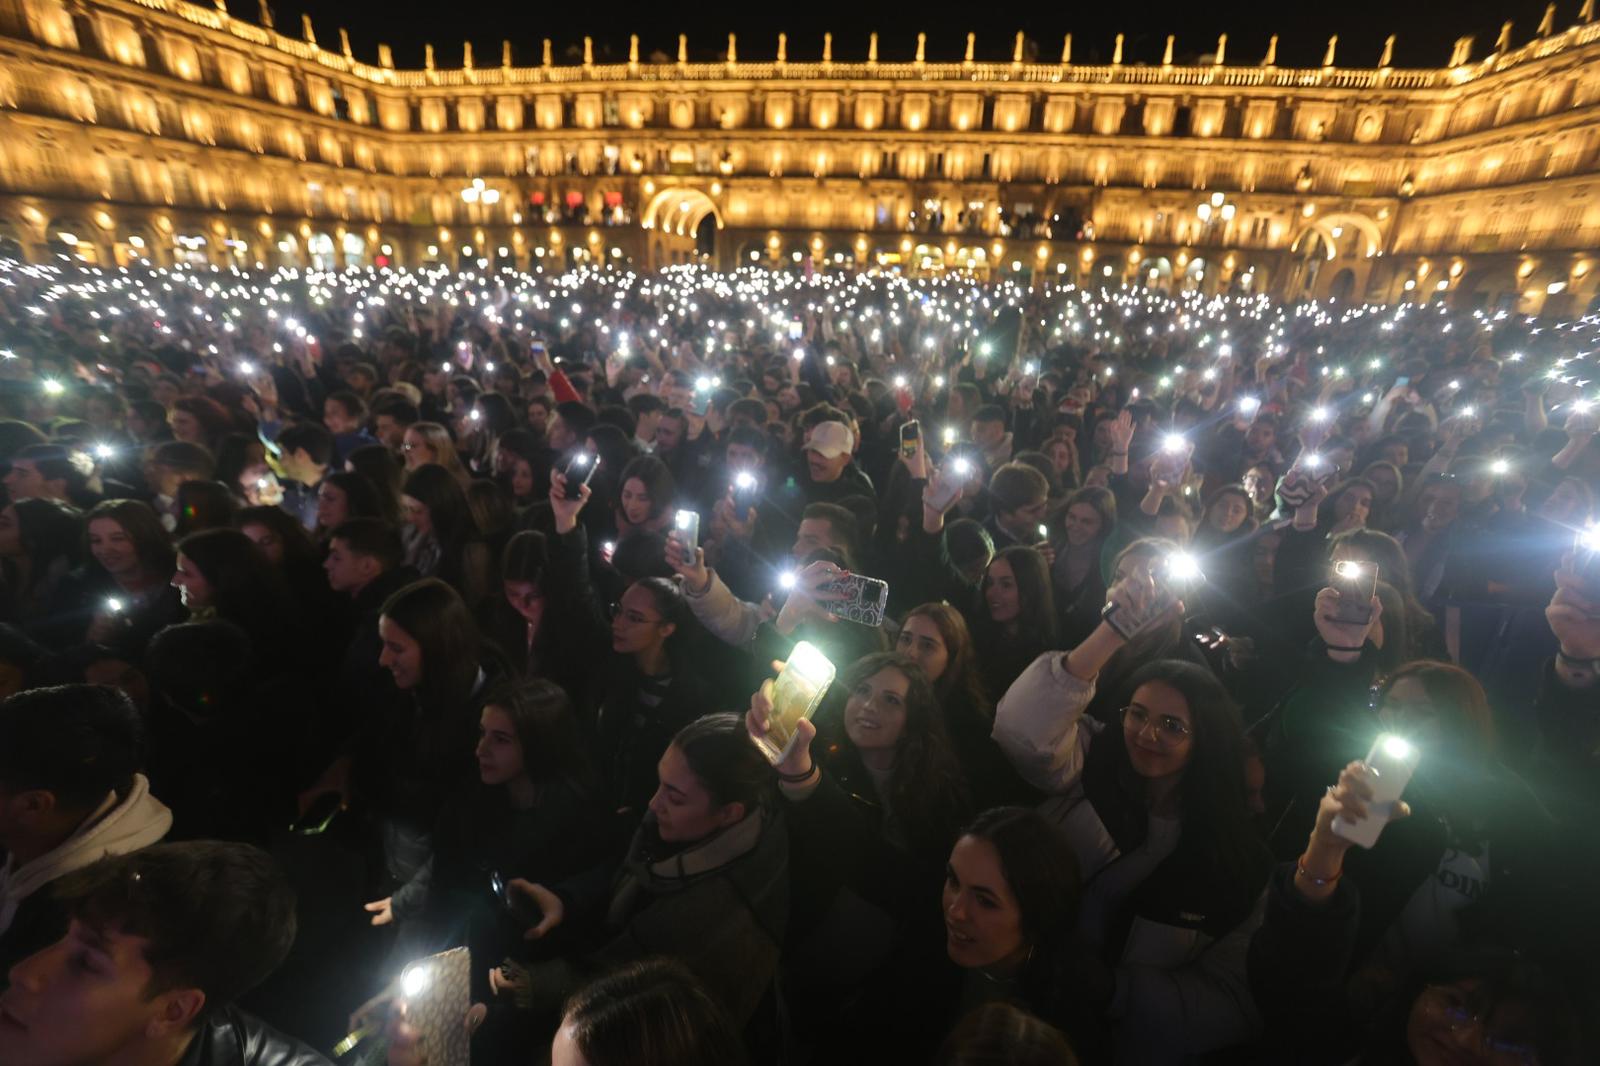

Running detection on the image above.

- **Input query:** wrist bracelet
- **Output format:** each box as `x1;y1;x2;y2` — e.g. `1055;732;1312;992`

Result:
777;766;818;784
1557;648;1600;671
1296;854;1343;887
1324;642;1365;653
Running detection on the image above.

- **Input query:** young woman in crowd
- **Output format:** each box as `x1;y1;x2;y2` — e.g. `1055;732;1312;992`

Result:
401;462;493;610
347;442;405;525
491;429;549;513
612;455;676;541
1051;486;1117;647
492;714;789;1034
173;480;236;536
0;497;84;631
745;651;969;1034
993;577;1271;1061
54;498;183;655
171;527;300;660
314;470;384;540
403;421;472;484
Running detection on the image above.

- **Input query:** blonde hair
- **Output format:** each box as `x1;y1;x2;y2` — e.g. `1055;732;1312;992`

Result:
407;422;470;485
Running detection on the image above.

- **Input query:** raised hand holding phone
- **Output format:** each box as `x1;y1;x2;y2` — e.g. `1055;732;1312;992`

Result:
745;645;835;772
1314;577;1382;659
549;468;591;534
1295;759;1413;902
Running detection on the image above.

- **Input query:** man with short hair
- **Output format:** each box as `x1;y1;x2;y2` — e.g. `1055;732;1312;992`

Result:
324;519;414;741
273;423;334;531
0;840;326;1066
970;404;1013;472
985;462;1050;550
546;401;594;455
370;396;419;456
0;685;172;976
3;446;89;507
145;442;215;532
626;393;667;453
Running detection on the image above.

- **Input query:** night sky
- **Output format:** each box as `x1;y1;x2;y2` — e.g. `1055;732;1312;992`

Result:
268;0;1563;73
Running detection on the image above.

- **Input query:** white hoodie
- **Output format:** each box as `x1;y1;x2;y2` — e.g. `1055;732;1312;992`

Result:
0;774;173;933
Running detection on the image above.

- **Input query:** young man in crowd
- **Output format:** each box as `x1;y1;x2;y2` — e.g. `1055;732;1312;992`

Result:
321;391;378;465
273;423;334;532
0;840;326;1066
0;684;171;976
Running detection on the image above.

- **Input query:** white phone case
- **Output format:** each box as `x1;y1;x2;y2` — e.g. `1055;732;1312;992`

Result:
1330;735;1420;849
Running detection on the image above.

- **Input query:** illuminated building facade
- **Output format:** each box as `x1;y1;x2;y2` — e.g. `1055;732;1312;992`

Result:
2;0;1599;312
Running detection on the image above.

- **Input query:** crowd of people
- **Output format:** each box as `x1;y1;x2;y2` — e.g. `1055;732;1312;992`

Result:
0;252;1597;1066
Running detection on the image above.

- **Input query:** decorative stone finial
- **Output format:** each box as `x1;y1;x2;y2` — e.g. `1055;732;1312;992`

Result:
463;41;473;69
1379;34;1395;67
377;43;393;68
1061;34;1071;64
1495;21;1513;53
629;35;639;66
964;33;975;64
301;13;315;46
678;35;687;66
584;37;594;66
1112;33;1123;65
1215;33;1227;65
257;0;273;30
1538;3;1556;35
543;38;553;67
823;32;833;65
1263;34;1276;66
915;33;926;65
868;32;878;64
1449;36;1475;66
1162;35;1174;65
1013;31;1024;65
424;43;435;71
727;33;736;64
339;27;352;58
1322;34;1337;67
778;32;786;64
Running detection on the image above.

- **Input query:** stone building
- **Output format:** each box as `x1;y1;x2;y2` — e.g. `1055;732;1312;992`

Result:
2;0;1598;313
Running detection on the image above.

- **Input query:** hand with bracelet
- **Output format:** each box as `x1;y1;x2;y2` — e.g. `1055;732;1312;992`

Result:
744;675;819;791
1546;559;1600;688
1295;761;1411;903
1312;585;1383;664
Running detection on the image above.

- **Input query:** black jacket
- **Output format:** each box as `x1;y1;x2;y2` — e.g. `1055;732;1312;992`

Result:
178;1005;331;1066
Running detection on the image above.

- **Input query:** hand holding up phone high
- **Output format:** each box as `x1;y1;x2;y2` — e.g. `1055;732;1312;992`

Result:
1547;558;1600;664
774;561;848;635
745;677;816;780
665;538;711;594
1313;586;1382;657
1296;761;1411;902
549;470;591;534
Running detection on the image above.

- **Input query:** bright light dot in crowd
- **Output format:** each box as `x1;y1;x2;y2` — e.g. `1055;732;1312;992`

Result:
105;597;124;613
94;443;115;459
1460;405;1476;418
1490;458;1510;475
735;470;757;490
934;375;946;388
470;409;482;421
1165;552;1202;582
1304;452;1326;470
696;376;712;390
893;375;908;389
238;360;255;375
1025;361;1038;375
1335;560;1365;579
400;965;429;999
1380;735;1414;761
951;457;973;477
484;362;495;373
1310;407;1332;423
1162;433;1187;453
1448;379;1462;390
779;571;798;590
1579;523;1600;552
1509;352;1523;362
440;362;451;372
1238;396;1261;416
42;379;63;396
942;426;958;444
792;347;805;362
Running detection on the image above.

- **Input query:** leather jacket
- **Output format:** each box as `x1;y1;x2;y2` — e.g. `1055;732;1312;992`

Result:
177;1007;331;1066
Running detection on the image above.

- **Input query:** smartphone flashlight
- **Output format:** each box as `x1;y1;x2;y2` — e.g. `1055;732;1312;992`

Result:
1380;734;1414;761
1459;405;1477;418
779;571;798;590
1335;560;1365;580
440;361;451;372
1166;552;1203;583
792;347;805;362
238;360;256;375
1489;458;1510;476
934;375;946;388
787;639;834;681
1579;524;1600;553
1304;452;1326;472
42;379;64;396
1037;523;1049;540
1238;396;1261;417
1448;379;1462;391
470;409;482;422
1162;433;1187;454
734;470;758;491
94;443;116;460
1310;406;1332;423
105;597;125;614
1025;361;1039;375
399;963;430;1000
695;375;712;391
942;425;958;445
675;510;695;530
951;456;973;478
894;374;908;389
484;362;496;373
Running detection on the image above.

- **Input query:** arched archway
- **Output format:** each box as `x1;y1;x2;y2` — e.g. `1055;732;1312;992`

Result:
1328;268;1357;302
641;188;724;238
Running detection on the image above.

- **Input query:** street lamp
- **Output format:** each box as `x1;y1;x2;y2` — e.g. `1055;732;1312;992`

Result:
460;178;501;207
1195;191;1237;228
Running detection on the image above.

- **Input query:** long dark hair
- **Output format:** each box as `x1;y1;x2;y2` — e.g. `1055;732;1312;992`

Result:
902;602;992;718
176;528;297;647
404;463;482;581
234;504;321;574
380;578;484;714
1087;659;1267;916
10;497;84;582
976;545;1058;647
561;959;747;1066
836;652;970;858
616;455;676;522
672;712;773;818
482;678;596;798
85;499;174;579
957;807;1082;990
346;443;403;524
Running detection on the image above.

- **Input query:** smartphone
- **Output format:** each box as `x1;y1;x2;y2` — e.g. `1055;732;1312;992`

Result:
670;509;700;553
926;453;977;512
731;469;762;511
754;641;836;765
489;871;542;930
562;452;598;500
1574;525;1600;594
818;572;890;628
788;320;803;340
898;420;921;461
1329;560;1379;626
289;792;342;836
396;948;472;1066
1394;375;1411;388
1330;734;1420;849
